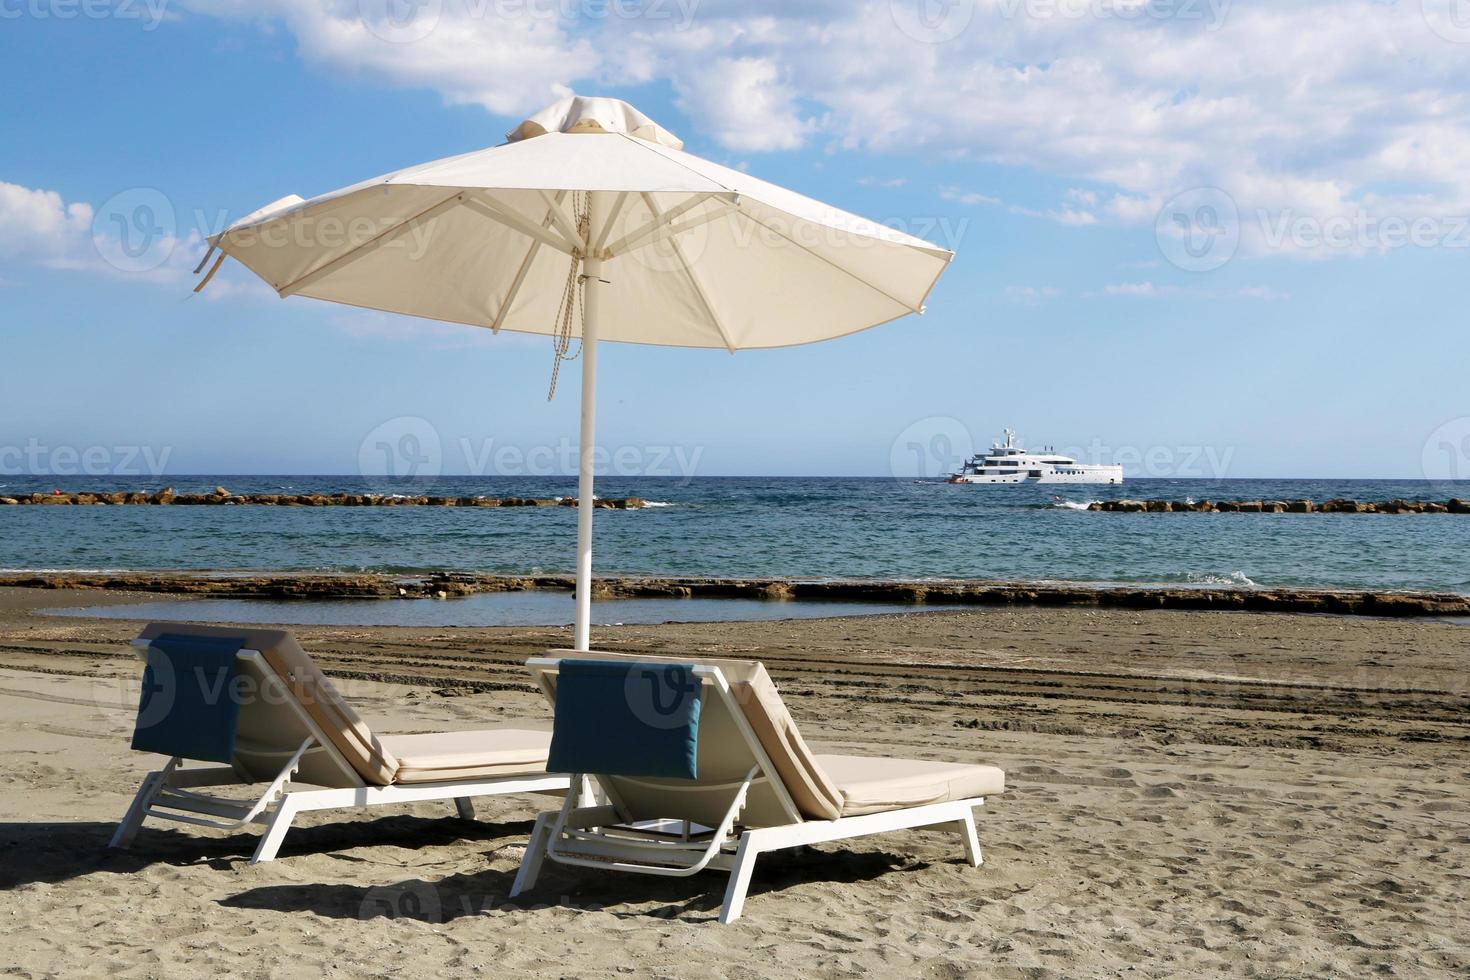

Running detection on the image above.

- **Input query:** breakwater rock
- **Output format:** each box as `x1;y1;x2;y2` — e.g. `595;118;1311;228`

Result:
1088;498;1470;514
2;571;1465;618
0;489;646;509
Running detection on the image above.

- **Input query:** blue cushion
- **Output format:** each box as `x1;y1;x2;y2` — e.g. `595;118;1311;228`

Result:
130;633;246;764
546;660;702;779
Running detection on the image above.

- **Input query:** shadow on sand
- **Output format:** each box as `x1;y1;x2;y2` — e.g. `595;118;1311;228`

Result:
220;846;935;924
0;813;534;890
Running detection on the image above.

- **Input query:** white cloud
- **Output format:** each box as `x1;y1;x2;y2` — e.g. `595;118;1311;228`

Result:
0;181;93;260
1005;285;1062;303
1099;281;1291;300
0;179;271;299
1235;285;1291;301
940;187;1004;207
673;56;812;151
184;0;594;115
942;185;1097;226
156;2;1470;260
857;176;909;188
1103;281;1162;297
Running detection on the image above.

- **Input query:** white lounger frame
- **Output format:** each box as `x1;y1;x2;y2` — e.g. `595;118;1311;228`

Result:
110;639;572;863
511;659;984;924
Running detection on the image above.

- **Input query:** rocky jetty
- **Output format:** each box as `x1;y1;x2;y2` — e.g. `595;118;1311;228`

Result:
1088;498;1470;514
0;489;646;509
2;570;1465;618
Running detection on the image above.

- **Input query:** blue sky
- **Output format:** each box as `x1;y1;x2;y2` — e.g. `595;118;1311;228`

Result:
2;2;1468;480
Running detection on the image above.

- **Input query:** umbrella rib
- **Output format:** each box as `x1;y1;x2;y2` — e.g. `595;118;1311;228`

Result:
636;199;738;252
601;192;725;259
641;192;738;353
738;207;924;315
491;189;568;333
463;195;580;255
537;189;583;247
277;191;465;297
591;191;629;256
616;132;935;311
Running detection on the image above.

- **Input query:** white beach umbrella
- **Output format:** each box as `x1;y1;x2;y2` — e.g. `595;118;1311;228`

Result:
197;95;953;650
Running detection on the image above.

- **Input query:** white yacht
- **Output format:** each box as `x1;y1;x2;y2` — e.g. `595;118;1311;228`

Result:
949;429;1123;485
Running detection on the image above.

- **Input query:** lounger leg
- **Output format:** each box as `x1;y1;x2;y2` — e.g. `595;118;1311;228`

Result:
719;831;763;925
109;769;167;850
251;795;301;864
577;775;599;807
454;798;475;820
957;806;982;867
510;812;554;898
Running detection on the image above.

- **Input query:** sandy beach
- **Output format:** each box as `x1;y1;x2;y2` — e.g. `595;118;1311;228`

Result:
0;585;1466;976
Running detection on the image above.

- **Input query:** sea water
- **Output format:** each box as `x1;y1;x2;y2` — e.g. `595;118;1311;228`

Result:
1;476;1467;593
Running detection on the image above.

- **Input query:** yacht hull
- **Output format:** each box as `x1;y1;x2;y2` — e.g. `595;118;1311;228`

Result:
950;467;1123;485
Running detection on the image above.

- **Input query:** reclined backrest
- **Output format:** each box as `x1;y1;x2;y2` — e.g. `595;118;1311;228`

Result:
543;650;843;823
136;623;399;786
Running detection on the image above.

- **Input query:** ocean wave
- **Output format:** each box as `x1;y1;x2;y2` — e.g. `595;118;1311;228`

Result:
1183;570;1258;587
1050;499;1100;511
641;501;675;508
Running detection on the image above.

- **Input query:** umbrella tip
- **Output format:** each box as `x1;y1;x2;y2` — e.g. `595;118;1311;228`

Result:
507;95;683;151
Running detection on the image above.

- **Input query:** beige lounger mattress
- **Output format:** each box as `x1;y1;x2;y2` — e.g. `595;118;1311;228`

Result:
382;729;554;784
816;755;1006;817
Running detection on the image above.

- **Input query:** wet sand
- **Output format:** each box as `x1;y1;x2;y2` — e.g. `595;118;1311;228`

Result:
0;586;1467;976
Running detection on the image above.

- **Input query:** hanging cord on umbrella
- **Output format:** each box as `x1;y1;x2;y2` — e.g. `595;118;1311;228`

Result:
548;190;591;401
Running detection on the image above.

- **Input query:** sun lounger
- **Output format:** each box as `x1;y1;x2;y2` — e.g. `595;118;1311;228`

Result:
510;651;1005;923
110;624;573;863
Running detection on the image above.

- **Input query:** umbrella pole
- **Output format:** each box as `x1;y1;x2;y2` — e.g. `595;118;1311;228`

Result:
574;197;604;652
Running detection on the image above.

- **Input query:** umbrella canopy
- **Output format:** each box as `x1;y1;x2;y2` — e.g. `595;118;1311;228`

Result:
199;95;954;647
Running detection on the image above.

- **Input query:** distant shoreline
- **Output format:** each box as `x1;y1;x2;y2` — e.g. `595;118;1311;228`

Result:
2;570;1465;618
